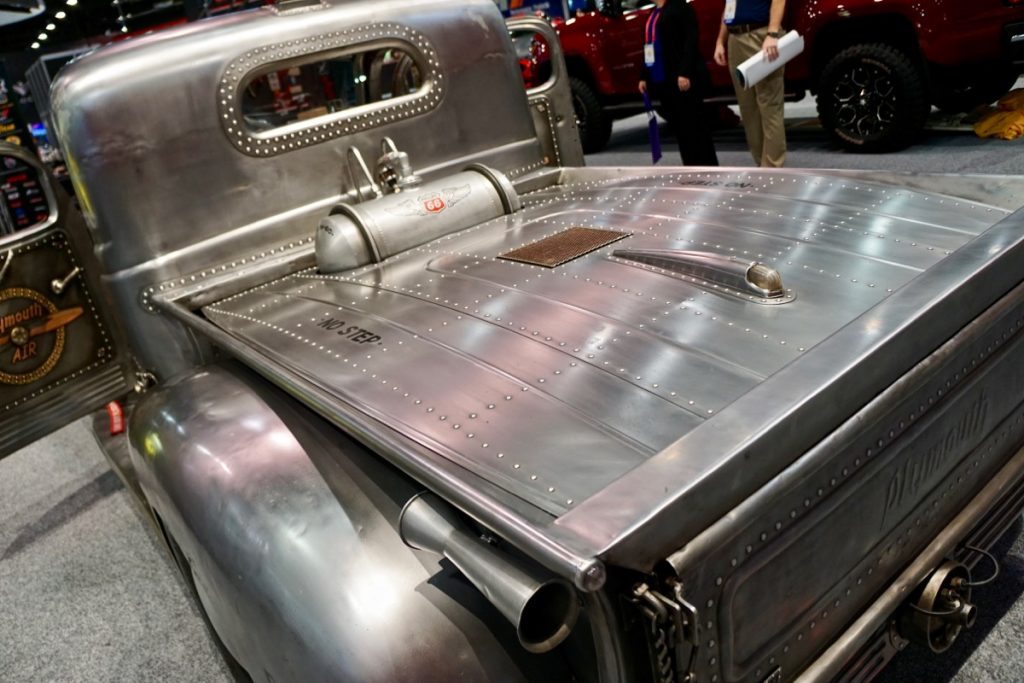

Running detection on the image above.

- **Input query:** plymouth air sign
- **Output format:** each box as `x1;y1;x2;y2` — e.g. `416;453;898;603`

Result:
0;286;80;384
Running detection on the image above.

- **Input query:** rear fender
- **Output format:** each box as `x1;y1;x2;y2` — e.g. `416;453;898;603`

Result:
127;363;578;682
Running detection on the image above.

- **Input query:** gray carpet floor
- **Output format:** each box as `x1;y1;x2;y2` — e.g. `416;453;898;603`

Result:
0;420;233;682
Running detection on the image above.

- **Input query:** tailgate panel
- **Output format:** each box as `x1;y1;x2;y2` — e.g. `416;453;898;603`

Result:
666;281;1024;682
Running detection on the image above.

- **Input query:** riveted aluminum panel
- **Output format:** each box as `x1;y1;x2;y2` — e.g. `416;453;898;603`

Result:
202;168;1021;524
49;0;544;379
666;281;1024;682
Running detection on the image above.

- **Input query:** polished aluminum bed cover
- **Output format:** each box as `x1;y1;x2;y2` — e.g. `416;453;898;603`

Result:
203;167;1024;574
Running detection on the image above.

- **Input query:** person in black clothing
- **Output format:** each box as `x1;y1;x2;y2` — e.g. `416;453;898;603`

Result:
638;0;719;166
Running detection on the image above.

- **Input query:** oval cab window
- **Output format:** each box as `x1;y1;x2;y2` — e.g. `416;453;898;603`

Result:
240;46;425;134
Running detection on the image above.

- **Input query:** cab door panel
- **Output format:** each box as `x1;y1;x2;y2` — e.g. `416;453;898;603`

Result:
0;142;130;457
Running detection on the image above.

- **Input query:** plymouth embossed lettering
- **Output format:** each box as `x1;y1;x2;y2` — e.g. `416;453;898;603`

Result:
0;301;46;335
881;391;989;528
0;288;82;385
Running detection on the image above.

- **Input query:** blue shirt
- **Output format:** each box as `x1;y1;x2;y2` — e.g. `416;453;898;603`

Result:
725;0;771;25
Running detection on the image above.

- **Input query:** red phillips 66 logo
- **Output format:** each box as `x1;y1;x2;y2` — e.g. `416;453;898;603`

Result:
423;195;446;213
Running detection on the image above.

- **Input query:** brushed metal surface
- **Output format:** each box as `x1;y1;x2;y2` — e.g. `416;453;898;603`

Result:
203;168;1018;529
796;442;1024;683
49;0;549;379
508;16;585;170
724;326;1024;678
128;364;604;682
550;169;1024;569
317;168;515;272
659;276;1024;682
28;0;1024;678
156;294;609;592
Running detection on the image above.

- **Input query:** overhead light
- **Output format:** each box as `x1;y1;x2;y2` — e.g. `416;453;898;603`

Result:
46;22;55;30
38;32;47;40
31;42;40;49
66;0;78;6
55;10;66;18
121;26;128;32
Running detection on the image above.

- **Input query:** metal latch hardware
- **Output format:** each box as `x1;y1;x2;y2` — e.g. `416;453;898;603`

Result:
51;266;81;295
0;250;13;285
134;370;158;394
346;147;382;202
631;581;701;683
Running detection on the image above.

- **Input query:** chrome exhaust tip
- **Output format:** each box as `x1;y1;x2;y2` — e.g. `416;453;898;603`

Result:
399;491;579;653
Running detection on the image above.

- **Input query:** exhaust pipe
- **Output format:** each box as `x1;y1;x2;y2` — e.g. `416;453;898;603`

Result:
399;492;579;653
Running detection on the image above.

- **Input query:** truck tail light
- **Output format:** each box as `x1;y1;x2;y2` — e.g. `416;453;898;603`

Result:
106;400;125;435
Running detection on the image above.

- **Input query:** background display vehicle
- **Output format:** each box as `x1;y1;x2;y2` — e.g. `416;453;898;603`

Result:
552;0;1024;153
3;1;1024;681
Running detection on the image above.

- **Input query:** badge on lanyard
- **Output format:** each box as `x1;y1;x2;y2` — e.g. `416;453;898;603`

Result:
724;0;737;21
644;9;660;66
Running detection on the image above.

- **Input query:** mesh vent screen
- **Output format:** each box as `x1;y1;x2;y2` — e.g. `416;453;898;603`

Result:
499;227;630;268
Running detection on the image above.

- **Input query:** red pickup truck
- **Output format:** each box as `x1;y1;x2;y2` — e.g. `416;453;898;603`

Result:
549;0;1024;153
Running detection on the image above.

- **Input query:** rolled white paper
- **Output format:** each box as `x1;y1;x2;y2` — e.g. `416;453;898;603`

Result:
734;30;804;89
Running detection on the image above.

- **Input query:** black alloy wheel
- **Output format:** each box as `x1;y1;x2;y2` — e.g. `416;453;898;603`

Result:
817;43;929;153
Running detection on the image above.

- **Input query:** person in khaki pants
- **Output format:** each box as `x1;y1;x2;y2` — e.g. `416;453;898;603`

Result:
713;0;787;167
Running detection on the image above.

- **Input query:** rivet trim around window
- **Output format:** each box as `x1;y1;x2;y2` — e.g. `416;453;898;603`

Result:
218;23;443;157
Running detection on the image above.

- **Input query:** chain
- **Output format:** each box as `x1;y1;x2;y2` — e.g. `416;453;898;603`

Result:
634;583;679;683
648;608;677;683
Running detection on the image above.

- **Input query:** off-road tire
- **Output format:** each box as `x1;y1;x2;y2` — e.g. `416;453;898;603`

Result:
570;77;612;153
816;43;929;153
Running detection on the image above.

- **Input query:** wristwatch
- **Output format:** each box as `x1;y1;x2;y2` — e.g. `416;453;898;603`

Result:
766;30;784;38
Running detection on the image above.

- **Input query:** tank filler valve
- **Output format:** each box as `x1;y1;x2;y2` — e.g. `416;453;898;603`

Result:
898;546;999;653
376;137;421;194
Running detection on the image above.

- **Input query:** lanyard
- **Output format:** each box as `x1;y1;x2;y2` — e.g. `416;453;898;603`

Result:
645;8;662;44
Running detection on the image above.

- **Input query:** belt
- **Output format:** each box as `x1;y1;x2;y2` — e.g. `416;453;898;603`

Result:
727;23;767;35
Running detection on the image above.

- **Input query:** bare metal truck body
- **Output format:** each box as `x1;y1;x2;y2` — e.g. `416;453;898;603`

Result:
2;1;1024;681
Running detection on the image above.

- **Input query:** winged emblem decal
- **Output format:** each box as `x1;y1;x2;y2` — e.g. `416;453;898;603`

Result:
387;184;472;217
